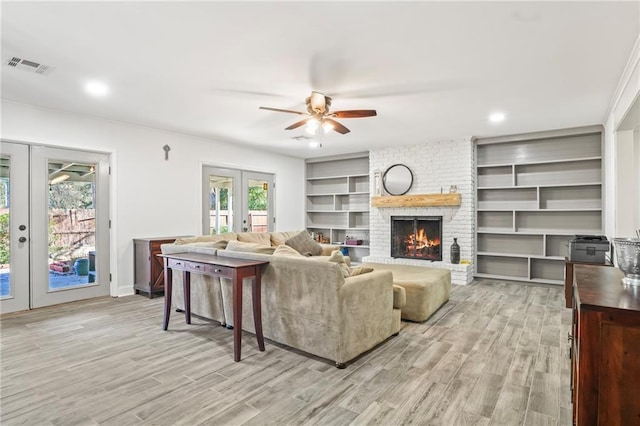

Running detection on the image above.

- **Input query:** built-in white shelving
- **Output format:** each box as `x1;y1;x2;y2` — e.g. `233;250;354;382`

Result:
475;127;603;285
306;153;370;262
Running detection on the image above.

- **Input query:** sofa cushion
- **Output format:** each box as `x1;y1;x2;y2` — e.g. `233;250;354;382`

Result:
328;250;350;278
270;230;303;247
226;240;275;255
349;266;374;276
237;232;271;246
285;230;323;256
174;233;237;245
273;245;305;257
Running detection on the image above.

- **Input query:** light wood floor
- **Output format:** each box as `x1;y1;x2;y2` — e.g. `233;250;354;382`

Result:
1;279;572;425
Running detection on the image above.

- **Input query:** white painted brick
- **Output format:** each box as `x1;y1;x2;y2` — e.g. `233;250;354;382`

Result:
369;138;476;279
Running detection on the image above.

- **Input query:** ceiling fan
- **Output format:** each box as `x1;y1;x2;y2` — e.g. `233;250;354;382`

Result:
259;91;377;135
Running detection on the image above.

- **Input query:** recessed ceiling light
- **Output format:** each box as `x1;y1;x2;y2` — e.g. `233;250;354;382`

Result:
84;80;109;97
489;112;505;123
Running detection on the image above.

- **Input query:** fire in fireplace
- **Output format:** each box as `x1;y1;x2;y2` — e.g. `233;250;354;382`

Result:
391;216;443;261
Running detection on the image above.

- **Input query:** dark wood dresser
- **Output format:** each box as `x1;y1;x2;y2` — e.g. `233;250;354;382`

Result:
571;264;640;425
133;237;188;298
564;257;612;308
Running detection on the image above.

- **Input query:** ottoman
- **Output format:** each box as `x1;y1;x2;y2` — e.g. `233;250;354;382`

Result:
360;263;451;322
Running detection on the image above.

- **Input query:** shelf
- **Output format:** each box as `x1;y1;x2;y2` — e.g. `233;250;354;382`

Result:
477;156;602;168
478;182;602;190
478;208;602;212
371;193;461;208
307;173;368;180
475;128;603;285
477;251;532;259
305;151;371;264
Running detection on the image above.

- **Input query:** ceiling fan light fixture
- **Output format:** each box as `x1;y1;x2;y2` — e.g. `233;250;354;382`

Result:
306;118;319;134
322;121;334;133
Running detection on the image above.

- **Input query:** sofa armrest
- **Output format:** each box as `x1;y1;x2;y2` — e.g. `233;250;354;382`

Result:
336;270;396;361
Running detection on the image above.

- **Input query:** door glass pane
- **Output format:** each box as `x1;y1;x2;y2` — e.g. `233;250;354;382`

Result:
208;175;234;235
0;156;10;298
48;161;97;291
247;178;268;233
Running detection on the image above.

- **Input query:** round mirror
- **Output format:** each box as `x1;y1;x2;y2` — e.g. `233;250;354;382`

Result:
382;164;413;195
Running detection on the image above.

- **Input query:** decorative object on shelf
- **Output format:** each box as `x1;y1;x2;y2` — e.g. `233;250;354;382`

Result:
612;238;640;286
345;237;363;245
373;170;382;196
382;164;413;195
340;247;349;256
450;238;460;264
449;185;458;193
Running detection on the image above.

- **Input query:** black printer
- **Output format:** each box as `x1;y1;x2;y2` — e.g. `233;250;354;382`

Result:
568;235;610;264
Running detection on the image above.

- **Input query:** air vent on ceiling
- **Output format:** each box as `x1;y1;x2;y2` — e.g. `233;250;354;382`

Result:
5;56;54;75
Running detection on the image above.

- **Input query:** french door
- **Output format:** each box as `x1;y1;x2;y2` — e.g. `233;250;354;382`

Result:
0;141;110;314
202;166;275;235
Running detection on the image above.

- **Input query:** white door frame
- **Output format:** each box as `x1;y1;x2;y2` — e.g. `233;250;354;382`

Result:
0;142;30;313
202;166;275;235
30;145;111;308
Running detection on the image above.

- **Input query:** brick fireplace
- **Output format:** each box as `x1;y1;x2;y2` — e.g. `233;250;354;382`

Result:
364;138;475;285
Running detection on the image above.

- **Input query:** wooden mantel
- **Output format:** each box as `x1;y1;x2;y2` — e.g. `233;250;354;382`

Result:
371;193;461;208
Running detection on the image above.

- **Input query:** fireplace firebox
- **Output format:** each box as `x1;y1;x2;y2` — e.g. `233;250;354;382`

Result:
391;216;443;261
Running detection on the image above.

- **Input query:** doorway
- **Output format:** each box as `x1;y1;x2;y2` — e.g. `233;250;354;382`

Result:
0;141;110;314
202;166;274;235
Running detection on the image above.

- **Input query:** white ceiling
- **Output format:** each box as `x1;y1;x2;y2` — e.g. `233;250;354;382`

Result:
1;1;638;159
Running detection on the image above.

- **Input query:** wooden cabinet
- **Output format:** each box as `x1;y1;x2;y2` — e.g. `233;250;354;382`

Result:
571;264;640;425
564;258;612;308
133;237;186;298
475;126;604;285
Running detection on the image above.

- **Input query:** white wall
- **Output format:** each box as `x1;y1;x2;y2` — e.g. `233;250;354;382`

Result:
1;101;305;296
604;35;640;238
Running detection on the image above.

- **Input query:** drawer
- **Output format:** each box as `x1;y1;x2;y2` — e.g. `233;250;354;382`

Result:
168;258;187;269
206;264;233;277
185;261;207;273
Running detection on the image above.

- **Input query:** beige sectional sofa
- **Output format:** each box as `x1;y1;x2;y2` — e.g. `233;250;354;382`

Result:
161;231;402;367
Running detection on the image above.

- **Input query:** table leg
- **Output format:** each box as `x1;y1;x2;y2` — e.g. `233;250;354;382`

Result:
253;267;265;352
233;275;242;362
183;270;191;325
162;259;172;330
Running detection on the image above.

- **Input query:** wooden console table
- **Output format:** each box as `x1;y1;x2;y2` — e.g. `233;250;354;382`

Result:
159;252;269;362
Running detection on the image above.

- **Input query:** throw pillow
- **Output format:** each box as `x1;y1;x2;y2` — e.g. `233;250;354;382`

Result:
285;230;323;256
237;232;271;246
328;250;350;278
273;245;304;257
225;240;275;255
349;266;374;276
270;230;304;247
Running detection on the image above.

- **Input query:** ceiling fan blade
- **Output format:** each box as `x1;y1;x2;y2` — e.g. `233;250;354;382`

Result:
324;118;350;134
331;110;377;118
285;118;312;130
259;106;307;115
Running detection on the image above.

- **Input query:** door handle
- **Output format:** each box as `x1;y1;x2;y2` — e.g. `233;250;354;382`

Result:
18;236;27;243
